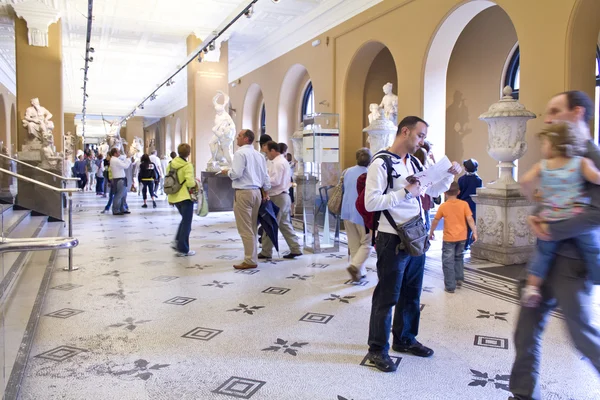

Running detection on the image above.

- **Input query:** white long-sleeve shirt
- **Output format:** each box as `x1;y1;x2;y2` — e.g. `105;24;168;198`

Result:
267;154;291;196
110;155;132;179
149;154;163;177
365;151;452;235
228;144;271;191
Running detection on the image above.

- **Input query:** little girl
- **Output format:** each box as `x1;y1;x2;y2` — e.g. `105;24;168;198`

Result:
520;121;600;307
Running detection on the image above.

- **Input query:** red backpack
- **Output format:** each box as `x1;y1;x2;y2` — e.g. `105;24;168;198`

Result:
355;152;423;234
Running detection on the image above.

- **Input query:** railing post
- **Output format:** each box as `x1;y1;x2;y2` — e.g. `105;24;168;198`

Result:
64;192;78;271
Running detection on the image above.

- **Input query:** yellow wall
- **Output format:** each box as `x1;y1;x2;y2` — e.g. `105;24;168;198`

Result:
446;6;518;184
229;0;600;179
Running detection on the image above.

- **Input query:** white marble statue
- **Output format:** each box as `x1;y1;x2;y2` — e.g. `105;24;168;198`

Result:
40;133;63;173
129;136;144;192
379;82;398;125
64;131;75;161
363;110;397;154
291;123;305;176
99;139;109;158
207;91;236;172
104;119;126;152
368;103;382;124
22;98;53;144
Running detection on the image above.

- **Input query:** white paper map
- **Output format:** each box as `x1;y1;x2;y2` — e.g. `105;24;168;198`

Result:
411;156;452;195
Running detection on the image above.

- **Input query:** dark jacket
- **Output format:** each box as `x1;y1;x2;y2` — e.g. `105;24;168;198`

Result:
138;162;159;181
457;173;483;213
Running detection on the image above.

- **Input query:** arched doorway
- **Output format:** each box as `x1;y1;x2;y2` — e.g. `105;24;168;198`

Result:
342;41;398;168
424;2;518;185
242;83;264;139
278;64;311;145
0;94;7;152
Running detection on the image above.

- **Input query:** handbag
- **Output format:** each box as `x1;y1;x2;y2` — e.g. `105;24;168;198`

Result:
382;212;430;256
327;170;346;215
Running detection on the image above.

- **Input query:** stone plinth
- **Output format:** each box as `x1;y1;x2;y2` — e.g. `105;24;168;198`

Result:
16;160;64;221
201;171;234;212
18;143;42;162
470;186;536;265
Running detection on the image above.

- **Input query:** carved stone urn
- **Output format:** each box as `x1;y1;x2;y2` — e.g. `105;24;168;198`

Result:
479;86;536;189
363;113;396;154
471;86;537;265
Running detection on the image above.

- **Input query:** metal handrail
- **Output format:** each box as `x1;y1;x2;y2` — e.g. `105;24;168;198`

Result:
0;167;80;193
0;152;80;181
0;166;81;271
0;237;78;253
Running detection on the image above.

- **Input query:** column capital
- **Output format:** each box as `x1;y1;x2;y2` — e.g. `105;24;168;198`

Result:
12;0;61;47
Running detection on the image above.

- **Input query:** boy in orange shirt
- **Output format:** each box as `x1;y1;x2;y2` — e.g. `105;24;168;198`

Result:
429;182;477;293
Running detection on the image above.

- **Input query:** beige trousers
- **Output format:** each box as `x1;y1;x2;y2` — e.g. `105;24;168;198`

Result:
344;220;373;276
261;193;302;257
233;189;262;265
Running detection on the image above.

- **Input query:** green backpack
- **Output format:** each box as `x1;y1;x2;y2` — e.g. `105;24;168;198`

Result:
163;166;185;195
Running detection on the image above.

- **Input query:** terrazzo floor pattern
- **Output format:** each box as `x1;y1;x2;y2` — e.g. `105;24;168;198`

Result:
17;192;600;400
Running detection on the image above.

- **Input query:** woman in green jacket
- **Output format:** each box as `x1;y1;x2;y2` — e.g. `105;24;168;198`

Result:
167;143;197;256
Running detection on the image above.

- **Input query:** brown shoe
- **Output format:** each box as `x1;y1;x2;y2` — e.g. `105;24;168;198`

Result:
233;262;258;270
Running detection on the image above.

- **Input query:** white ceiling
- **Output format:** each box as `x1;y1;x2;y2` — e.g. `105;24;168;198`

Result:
0;0;381;120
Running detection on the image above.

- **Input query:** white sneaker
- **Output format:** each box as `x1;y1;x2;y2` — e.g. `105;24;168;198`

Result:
521;285;542;308
176;250;196;257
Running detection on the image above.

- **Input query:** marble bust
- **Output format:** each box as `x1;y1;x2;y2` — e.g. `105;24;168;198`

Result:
379;83;398;125
207;91;236;171
22;98;53;144
40;133;63;173
368;103;381;124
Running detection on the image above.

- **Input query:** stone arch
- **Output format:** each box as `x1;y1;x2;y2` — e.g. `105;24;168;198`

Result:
242;83;264;136
0;94;7;152
342;40;398;168
422;0;497;162
10;103;16;154
278;64;310;145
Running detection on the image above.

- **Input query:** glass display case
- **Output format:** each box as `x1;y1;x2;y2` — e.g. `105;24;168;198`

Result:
298;113;340;253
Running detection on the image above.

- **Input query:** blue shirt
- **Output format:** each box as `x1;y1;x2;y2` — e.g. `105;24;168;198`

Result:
228;144;271;190
74;160;86;174
341;165;368;225
458;173;483;212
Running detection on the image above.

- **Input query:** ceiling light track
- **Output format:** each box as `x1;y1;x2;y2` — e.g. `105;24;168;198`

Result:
81;0;94;137
119;0;266;124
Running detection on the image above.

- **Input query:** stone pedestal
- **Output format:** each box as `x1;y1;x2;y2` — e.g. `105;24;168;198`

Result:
18;143;43;162
470;186;536;265
201;171;234;212
16;160;64;221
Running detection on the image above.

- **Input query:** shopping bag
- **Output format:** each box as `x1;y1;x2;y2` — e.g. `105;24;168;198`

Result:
197;187;209;217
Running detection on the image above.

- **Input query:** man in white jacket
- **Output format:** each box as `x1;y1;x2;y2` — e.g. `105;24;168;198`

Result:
364;116;462;372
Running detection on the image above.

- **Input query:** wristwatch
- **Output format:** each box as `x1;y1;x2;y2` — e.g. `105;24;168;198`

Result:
404;188;413;200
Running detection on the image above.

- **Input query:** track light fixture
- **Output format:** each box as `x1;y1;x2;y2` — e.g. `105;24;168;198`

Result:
86;56;94;62
203;48;209;54
138;104;144;109
197;55;203;63
208;42;215;51
166;79;175;86
89;47;95;53
150;93;157;101
244;5;254;18
271;0;280;3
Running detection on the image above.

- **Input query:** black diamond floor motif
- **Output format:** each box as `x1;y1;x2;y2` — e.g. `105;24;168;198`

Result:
45;308;84;319
420;304;426;311
152;276;179;282
235;269;260;275
213;376;266;399
344;279;369;287
182;327;223;341
51;283;83;291
360;354;401;369
473;335;508;350
35;345;88;362
299;312;334;324
262;287;290;295
164;296;196;306
217;255;236;260
308;263;329;269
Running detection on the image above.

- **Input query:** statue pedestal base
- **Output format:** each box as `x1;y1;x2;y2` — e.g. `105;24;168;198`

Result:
470;186;536;265
18;143;42;162
16;160;64;221
201;171;234;212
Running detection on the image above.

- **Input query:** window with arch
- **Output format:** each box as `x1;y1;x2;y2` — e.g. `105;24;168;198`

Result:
301;81;315;121
260;103;266;135
505;45;600;140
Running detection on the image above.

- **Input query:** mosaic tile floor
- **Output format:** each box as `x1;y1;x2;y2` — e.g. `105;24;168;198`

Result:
17;192;600;400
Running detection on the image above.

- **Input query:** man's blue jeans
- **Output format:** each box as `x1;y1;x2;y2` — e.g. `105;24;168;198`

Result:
368;232;426;354
442;240;466;291
112;178;127;214
175;200;194;254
